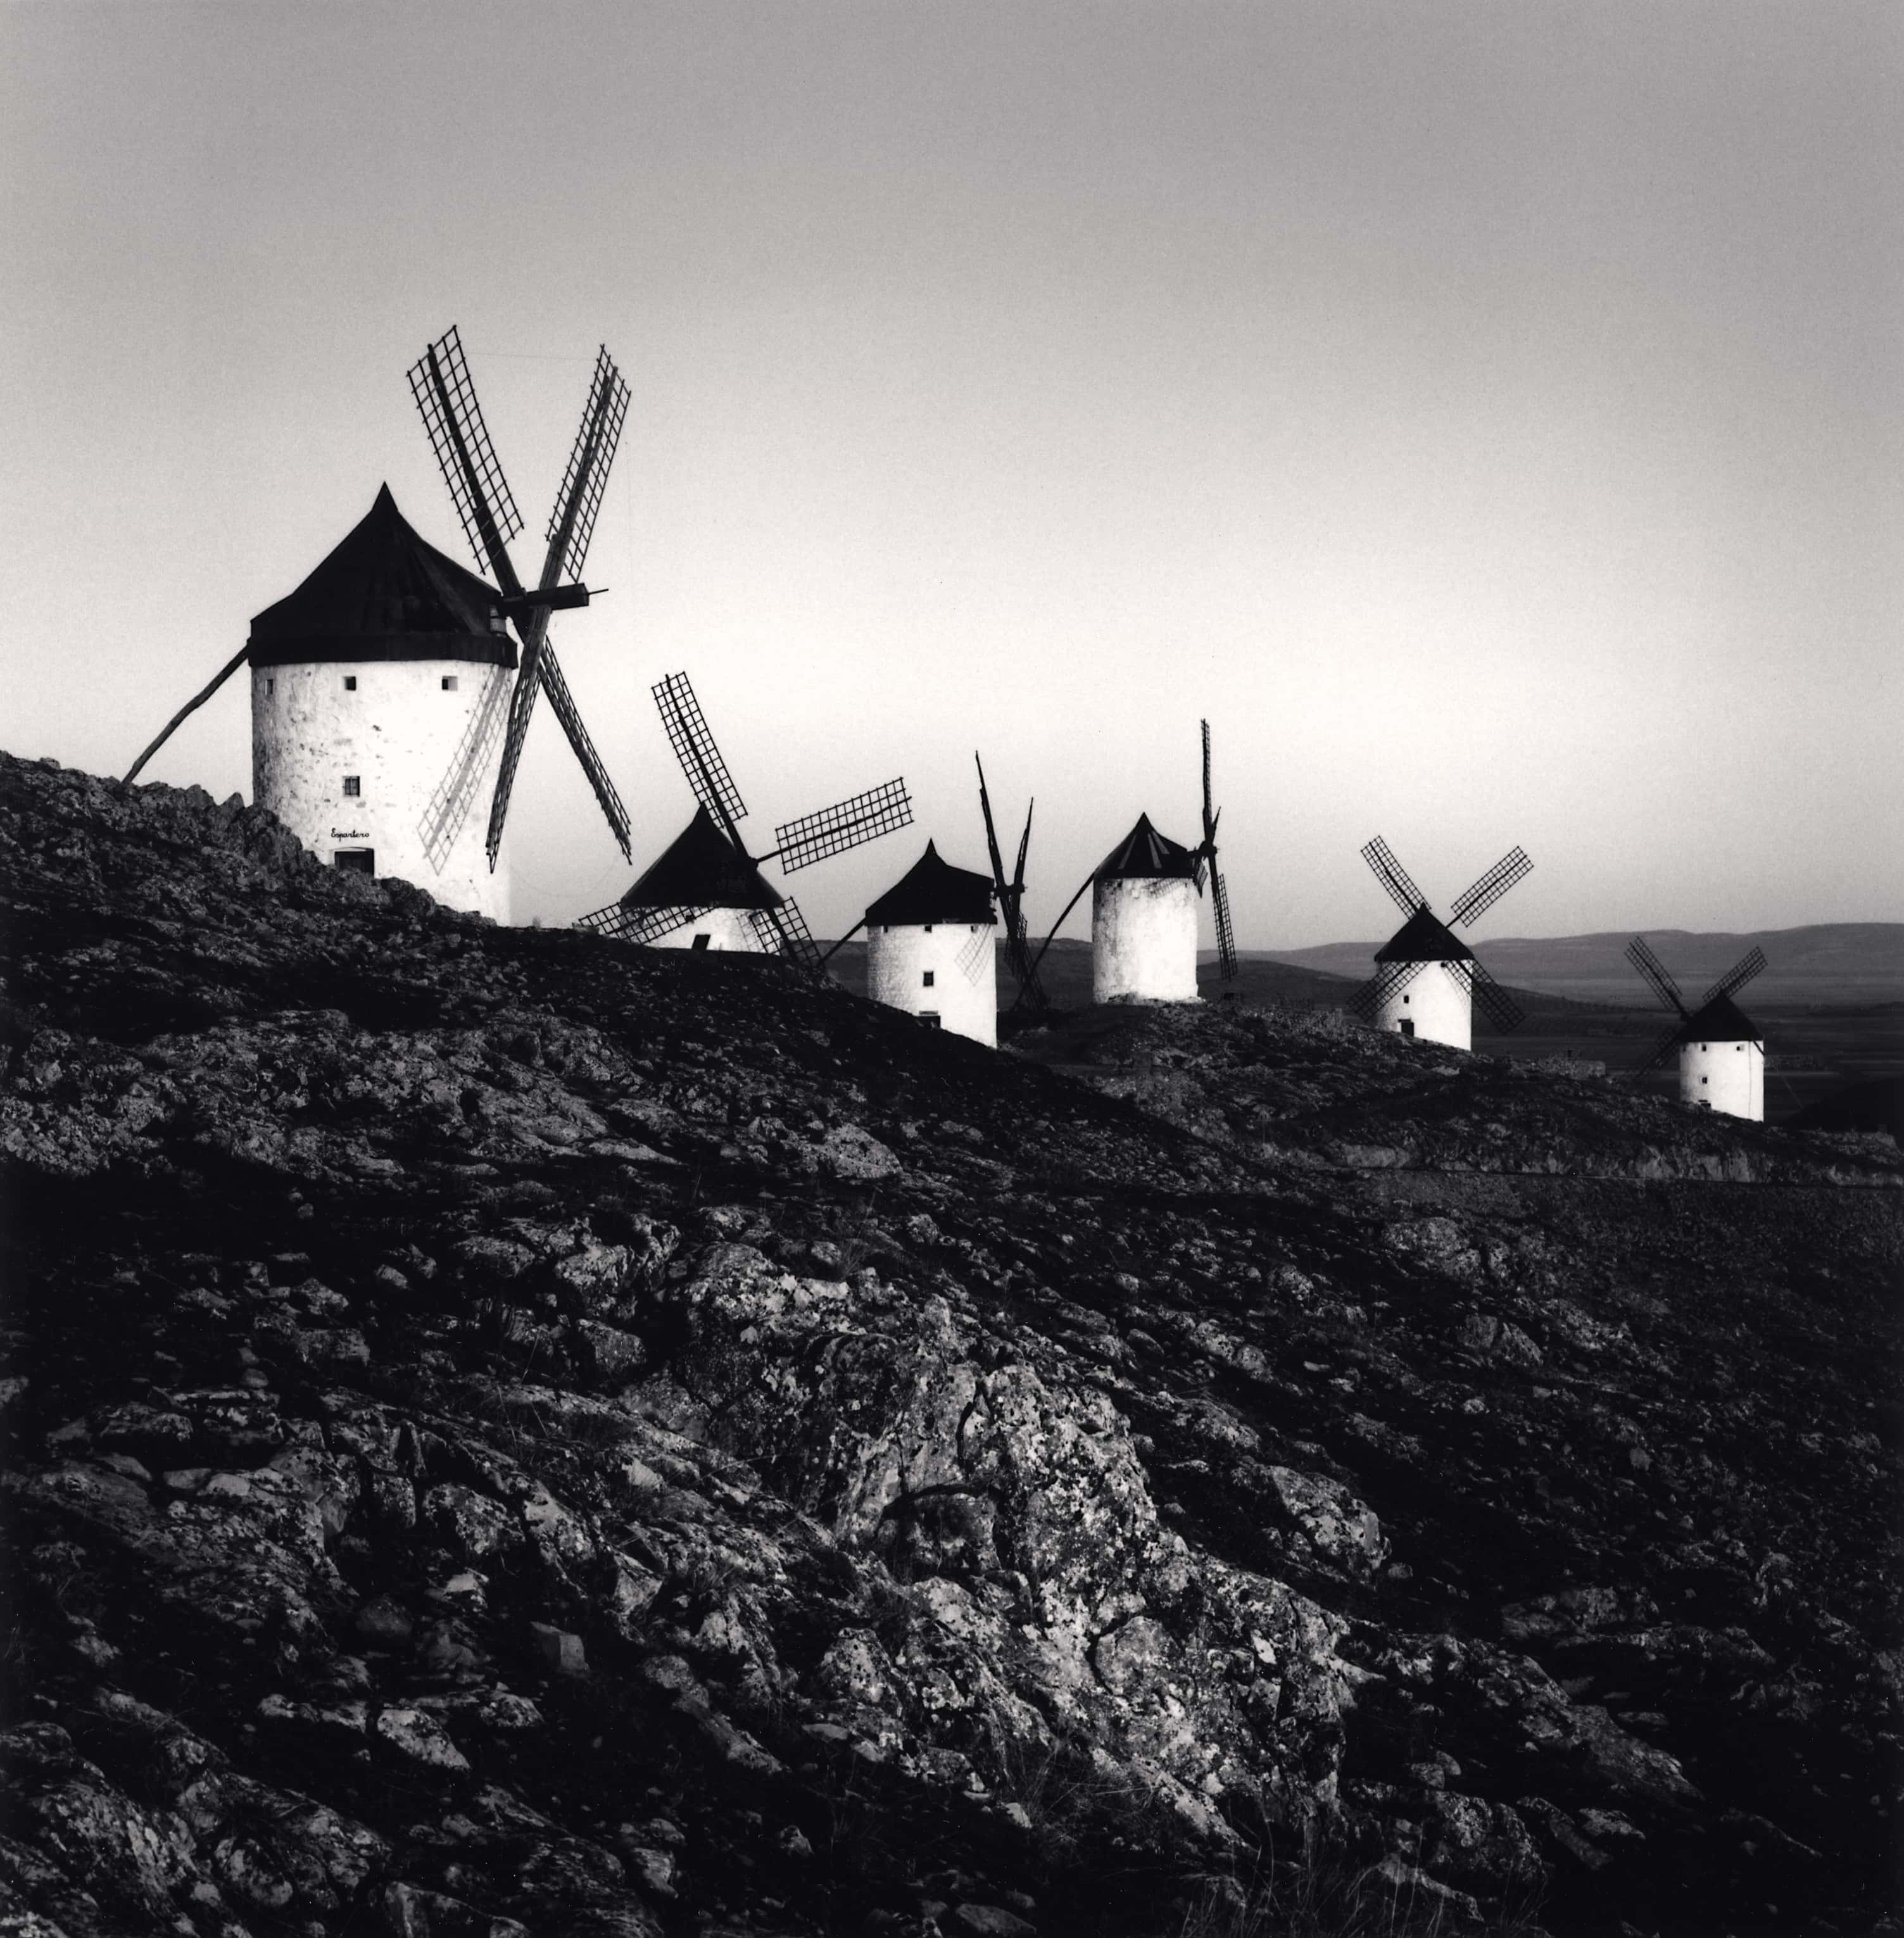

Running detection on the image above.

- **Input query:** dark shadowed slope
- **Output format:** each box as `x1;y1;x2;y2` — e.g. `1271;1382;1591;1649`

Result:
3;753;1900;1938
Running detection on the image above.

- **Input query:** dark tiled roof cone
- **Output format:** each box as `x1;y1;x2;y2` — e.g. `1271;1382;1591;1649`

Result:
248;484;515;668
620;806;783;913
1094;814;1200;883
1376;905;1475;964
865;841;995;927
1679;993;1762;1045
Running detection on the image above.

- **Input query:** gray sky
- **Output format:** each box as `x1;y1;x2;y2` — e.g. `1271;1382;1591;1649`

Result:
3;1;1898;946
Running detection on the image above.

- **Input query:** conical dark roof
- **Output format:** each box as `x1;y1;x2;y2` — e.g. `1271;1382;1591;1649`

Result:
249;485;515;668
865;841;995;926
1678;993;1762;1045
1375;905;1473;964
1094;813;1200;883
620;806;783;913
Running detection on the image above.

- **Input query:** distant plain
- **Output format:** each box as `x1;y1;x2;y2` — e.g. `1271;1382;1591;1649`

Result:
824;923;1904;1126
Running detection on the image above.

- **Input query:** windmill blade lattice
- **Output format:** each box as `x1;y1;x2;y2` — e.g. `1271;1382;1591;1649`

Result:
750;900;824;971
1199;720;1239;979
1703;947;1767;1007
418;665;512;871
1449;847;1533;928
1361;836;1427;916
408;327;524;579
1635;1021;1686;1078
1209;864;1238;980
546;347;629;587
1625;937;1688;1016
1465;960;1525;1033
654;673;748;829
772;779;913;872
956;927;990;986
533;644;631;858
576;902;712;945
1351;959;1425;1021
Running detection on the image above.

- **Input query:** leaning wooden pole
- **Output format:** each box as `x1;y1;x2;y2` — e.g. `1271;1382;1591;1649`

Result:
123;645;251;785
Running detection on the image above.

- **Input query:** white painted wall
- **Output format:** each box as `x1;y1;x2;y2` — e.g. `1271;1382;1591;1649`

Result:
1092;877;1199;1004
1679;1037;1764;1120
644;907;769;953
867;921;997;1046
1375;961;1472;1050
252;658;512;922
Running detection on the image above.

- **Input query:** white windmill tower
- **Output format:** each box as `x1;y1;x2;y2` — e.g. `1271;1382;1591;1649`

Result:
862;841;999;1045
1088;814;1203;1003
1014;724;1239;1008
577;672;912;966
122;327;634;923
1625;938;1767;1121
1351;836;1532;1049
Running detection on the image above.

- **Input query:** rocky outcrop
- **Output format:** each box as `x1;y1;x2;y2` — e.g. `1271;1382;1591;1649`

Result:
1;753;1899;1937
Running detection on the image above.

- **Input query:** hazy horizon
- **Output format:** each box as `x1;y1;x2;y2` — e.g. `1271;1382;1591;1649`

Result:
4;3;1898;948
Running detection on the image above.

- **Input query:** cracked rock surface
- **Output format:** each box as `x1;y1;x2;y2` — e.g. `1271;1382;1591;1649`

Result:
1;752;1900;1937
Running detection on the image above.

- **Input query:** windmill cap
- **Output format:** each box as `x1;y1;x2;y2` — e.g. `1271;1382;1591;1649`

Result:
1679;992;1762;1045
1094;813;1199;883
621;804;783;912
1375;905;1475;964
865;840;995;925
248;484;517;669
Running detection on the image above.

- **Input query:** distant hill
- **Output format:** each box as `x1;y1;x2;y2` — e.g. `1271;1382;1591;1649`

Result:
1259;922;1904;1007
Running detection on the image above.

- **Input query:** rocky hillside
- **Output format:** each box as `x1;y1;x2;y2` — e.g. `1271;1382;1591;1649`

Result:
1;752;1899;1938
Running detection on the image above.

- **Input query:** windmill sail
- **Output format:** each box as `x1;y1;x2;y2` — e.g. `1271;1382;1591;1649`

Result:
486;348;632;864
417;663;512;871
1199;719;1239;980
576;901;714;945
410;326;633;867
654;672;748;833
409;327;524;582
975;753;1047;1007
1351;958;1425;1020
1362;836;1427;917
1449;848;1533;927
1702;947;1767;1007
769;779;914;871
1624;936;1687;1016
1465;959;1525;1033
752;899;824;971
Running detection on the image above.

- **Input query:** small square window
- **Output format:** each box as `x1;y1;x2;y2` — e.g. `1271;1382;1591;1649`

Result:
265;677;275;694
343;676;357;691
1700;1076;1708;1085
924;924;933;933
923;970;935;988
690;934;711;951
441;676;458;691
342;776;361;797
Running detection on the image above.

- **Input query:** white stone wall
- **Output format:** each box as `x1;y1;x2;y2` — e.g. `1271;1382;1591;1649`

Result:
1375;961;1472;1050
1679;1037;1764;1121
643;907;770;953
1092;878;1199;1004
252;658;512;922
867;921;997;1047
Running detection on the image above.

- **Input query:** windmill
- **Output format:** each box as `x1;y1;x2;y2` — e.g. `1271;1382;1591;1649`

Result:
1624;937;1767;1120
975;753;1048;1013
1351;836;1531;1049
124;482;529;922
577;671;912;969
407;325;633;874
863;841;1000;1047
1197;720;1239;983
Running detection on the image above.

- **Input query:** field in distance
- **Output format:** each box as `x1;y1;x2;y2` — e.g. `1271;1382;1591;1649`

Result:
824;926;1904;1125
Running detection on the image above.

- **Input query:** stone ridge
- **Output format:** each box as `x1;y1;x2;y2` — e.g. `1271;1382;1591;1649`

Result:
0;752;1898;1938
